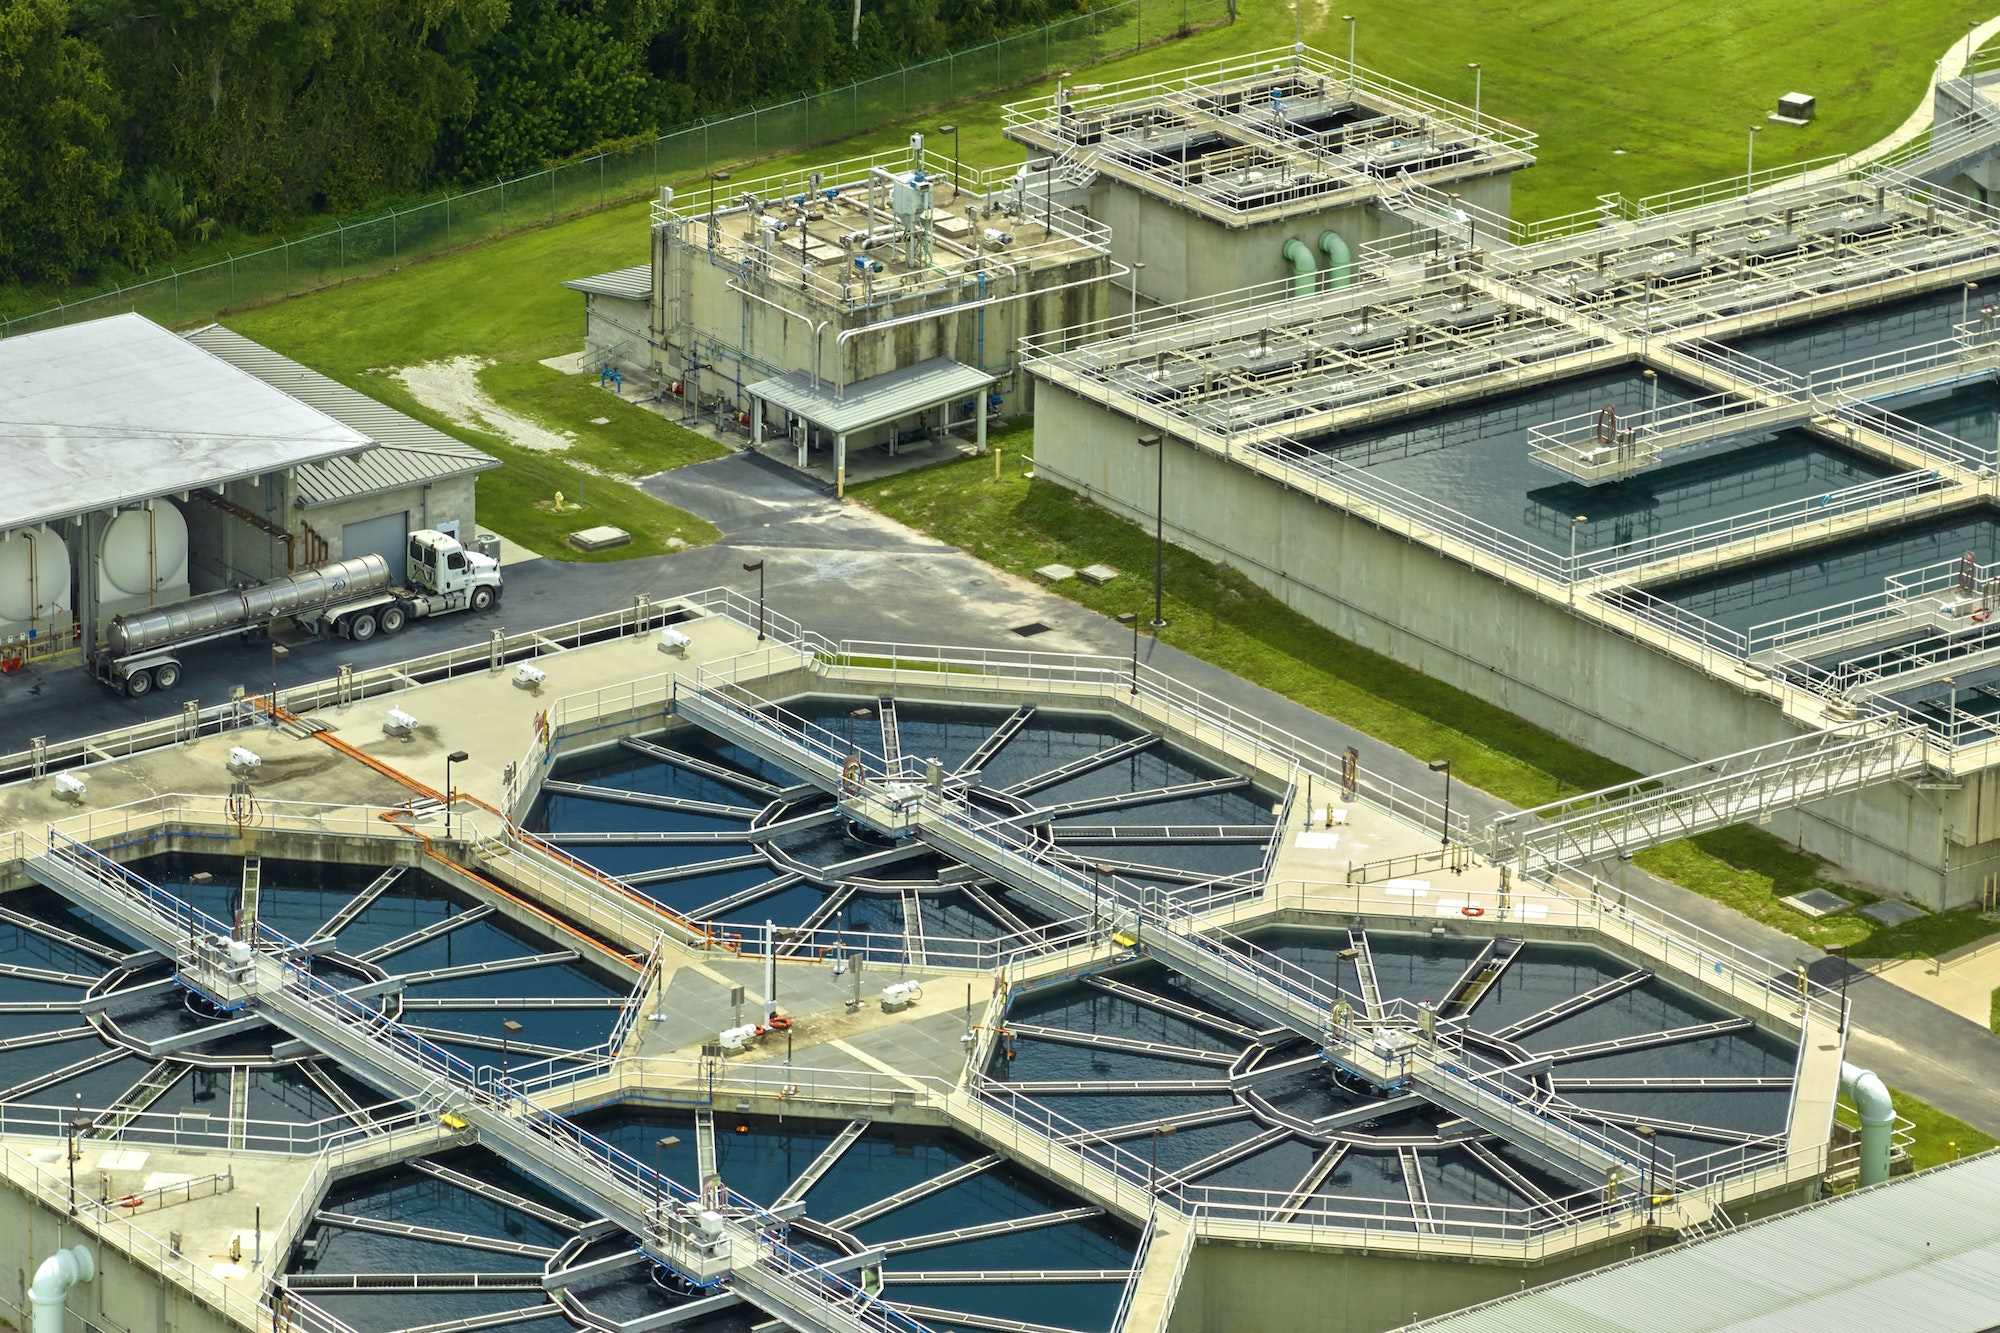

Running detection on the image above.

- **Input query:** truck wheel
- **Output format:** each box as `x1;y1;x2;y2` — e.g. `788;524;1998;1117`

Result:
124;669;153;697
153;663;182;692
349;612;378;642
379;604;407;635
471;586;496;613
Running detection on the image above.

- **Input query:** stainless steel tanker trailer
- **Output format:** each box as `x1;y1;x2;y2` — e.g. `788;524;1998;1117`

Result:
92;528;502;697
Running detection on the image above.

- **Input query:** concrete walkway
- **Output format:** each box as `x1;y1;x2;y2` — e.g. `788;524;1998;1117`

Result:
1817;18;2000;177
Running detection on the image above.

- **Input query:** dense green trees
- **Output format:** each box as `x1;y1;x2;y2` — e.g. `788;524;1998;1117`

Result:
3;0;1080;286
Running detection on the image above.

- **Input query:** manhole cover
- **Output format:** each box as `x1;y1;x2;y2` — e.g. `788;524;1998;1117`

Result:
1012;622;1053;637
1861;899;1926;927
1780;889;1851;919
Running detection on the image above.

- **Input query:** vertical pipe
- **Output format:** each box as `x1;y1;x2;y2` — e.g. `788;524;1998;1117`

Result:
764;919;777;1024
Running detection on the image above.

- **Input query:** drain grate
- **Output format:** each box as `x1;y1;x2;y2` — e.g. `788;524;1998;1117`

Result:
1011;622;1053;638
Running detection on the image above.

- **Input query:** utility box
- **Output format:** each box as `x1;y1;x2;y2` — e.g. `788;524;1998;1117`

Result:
1777;92;1816;122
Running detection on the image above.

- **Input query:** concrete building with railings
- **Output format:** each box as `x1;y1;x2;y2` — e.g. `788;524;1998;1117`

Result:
1025;128;2000;908
1000;47;1536;310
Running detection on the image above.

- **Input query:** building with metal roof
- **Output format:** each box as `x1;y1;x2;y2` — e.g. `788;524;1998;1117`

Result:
1393;1152;2000;1333
563;265;653;382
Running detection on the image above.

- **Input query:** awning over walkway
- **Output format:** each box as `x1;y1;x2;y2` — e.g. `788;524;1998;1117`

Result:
747;358;994;436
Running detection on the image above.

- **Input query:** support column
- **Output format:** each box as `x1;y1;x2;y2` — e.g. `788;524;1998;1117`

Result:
977;387;988;455
836;434;847;499
752;398;764;447
796;416;807;470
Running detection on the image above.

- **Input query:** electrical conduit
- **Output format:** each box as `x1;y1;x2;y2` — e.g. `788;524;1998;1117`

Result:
31;1246;93;1333
1840;1061;1894;1187
1318;230;1351;289
1281;238;1317;298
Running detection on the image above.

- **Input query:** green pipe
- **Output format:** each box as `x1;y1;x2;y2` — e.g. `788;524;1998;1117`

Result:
1318;229;1352;289
1281;238;1317;298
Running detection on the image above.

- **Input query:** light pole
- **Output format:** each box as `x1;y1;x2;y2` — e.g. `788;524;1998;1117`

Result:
1149;1122;1178;1192
1136;433;1167;629
1116;612;1140;694
68;1113;89;1215
1335;945;1358;1007
743;559;766;641
937;124;961;199
1342;14;1356;75
1963;280;1979;334
1091;862;1112;935
848;706;873;759
1635;1123;1659;1245
1468;63;1481;130
654;1134;682;1215
1568;514;1588;604
1427;759;1452;848
1828;942;1851;1032
270;641;289;716
501;1018;522;1083
1746;125;1761;196
707;171;731;250
1130;260;1147;334
445;749;469;840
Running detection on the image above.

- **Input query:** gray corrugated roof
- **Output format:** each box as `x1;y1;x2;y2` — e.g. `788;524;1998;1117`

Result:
1402;1152;2000;1333
748;358;994;435
184;325;499;509
0;313;371;529
564;265;652;301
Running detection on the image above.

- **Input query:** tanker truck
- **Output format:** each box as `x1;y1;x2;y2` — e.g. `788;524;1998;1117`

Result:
91;528;502;697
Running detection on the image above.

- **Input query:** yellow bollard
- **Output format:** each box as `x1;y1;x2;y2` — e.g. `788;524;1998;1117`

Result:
994;449;1002;482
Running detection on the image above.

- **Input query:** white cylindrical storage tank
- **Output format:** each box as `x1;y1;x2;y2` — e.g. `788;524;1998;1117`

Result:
0;526;73;635
99;501;189;615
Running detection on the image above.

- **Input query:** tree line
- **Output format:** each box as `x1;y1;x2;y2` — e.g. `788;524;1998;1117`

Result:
0;0;1080;285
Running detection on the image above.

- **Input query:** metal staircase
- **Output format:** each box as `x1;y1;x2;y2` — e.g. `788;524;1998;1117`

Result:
1489;721;1931;872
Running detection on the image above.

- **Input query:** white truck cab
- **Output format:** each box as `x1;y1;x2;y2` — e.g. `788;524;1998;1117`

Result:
305;529;504;641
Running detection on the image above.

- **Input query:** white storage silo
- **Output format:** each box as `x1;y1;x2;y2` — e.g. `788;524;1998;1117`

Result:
0;525;73;646
97;501;190;620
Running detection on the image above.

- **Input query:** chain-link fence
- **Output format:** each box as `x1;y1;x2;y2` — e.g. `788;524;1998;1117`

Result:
2;0;1230;340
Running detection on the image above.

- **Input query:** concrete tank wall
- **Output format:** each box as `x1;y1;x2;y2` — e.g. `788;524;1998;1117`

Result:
1089;172;1515;306
1032;383;1995;907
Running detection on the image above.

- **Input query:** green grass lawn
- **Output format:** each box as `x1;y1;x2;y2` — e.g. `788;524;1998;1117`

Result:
854;444;2000;959
1837;1085;1998;1173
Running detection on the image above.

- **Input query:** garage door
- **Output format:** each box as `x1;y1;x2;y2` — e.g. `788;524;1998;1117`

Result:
341;512;409;583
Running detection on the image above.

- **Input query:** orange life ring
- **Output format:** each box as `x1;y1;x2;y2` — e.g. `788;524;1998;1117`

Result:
766;1015;794;1031
1594;404;1617;444
1461;905;1486;917
115;1194;145;1209
1975;607;1991;623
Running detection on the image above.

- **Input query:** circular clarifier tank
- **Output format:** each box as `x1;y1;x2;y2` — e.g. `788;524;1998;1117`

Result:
983;927;1803;1230
0;853;632;1147
527;697;1284;956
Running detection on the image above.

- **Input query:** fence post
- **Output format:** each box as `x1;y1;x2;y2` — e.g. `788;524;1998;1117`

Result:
338;224;345;283
282;238;289;293
228;252;236;306
600;154;606;207
550;167;556;220
391;207;398;258
446;193;453;246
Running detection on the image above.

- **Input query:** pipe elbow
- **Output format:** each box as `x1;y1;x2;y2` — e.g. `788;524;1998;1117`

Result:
30;1246;94;1303
1840;1061;1894;1125
1281;237;1316;272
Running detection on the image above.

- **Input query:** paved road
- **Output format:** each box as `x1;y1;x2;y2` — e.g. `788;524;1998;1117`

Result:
8;448;2000;1133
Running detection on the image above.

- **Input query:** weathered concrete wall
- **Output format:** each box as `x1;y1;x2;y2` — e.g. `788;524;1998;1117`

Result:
1032;382;1999;907
1090;173;1515;306
583;292;655;376
0;1185;246;1333
299;476;479;559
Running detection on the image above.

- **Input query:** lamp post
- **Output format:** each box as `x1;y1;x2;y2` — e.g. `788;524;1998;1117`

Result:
67;1114;90;1215
707;171;731;250
1136;433;1167;629
1746;125;1761;196
1342;15;1356;75
1635;1123;1659;1245
500;1018;522;1083
1149;1122;1178;1192
1828;942;1851;1032
1116;612;1140;694
1091;862;1112;935
937;124;961;199
743;559;766;641
270;641;290;716
1963;280;1979;334
444;749;469;840
1427;759;1452;848
1335;945;1358;1008
1468;63;1481;130
654;1134;682;1215
1568;514;1589;604
1130;260;1147;334
848;707;873;760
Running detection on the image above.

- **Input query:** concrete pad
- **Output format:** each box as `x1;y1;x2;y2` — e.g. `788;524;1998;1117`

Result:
1077;564;1120;586
1033;564;1075;585
568;525;633;551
